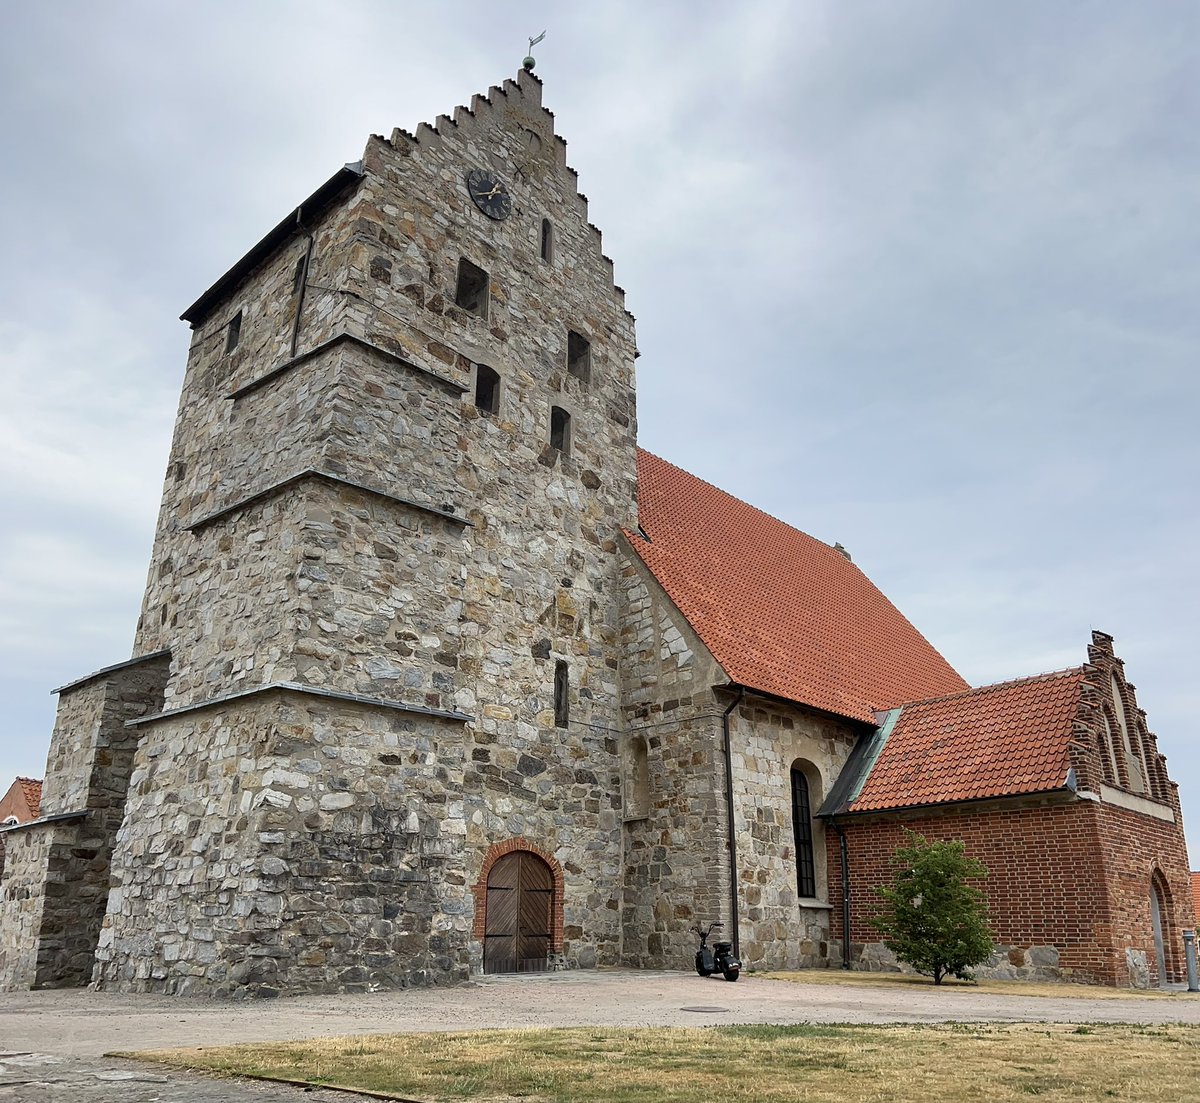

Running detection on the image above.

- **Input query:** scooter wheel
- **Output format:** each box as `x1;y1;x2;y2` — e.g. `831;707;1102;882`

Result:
696;966;713;977
722;967;740;982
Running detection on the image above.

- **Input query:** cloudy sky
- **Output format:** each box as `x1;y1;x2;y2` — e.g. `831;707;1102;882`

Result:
3;2;1197;854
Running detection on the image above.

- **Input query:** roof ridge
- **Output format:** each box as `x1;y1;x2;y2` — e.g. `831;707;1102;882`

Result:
637;448;843;558
894;665;1085;711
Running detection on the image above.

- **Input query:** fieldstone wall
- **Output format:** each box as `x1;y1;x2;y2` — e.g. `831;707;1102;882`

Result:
95;690;472;996
617;552;727;968
0;825;55;988
0;654;168;989
729;697;861;970
616;550;863;972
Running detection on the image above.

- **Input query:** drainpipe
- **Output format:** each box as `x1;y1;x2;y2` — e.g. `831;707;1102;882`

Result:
290;212;315;359
833;819;851;969
721;686;745;957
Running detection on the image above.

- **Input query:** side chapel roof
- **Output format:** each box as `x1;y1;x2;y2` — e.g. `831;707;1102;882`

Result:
847;668;1086;812
627;449;968;724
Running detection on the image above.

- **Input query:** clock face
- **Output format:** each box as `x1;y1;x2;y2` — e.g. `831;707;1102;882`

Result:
465;168;513;221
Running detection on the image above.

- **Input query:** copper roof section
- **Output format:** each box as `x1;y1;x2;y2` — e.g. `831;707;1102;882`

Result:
628;450;968;723
850;668;1086;812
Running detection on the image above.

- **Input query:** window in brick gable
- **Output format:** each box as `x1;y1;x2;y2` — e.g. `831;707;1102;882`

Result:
1100;715;1121;786
1111;677;1146;794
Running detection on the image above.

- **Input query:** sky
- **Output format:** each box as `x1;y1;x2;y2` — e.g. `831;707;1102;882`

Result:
2;2;1198;855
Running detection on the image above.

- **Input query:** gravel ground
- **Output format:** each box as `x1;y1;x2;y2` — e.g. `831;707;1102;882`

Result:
3;969;1199;1101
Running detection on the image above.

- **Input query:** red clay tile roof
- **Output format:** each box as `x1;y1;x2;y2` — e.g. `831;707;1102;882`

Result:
628;450;968;723
18;777;42;819
850;668;1085;812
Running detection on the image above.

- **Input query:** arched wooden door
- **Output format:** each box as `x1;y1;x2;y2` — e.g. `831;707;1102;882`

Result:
484;851;553;974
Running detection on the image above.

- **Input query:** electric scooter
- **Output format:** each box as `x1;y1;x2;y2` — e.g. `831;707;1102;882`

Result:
691;921;741;981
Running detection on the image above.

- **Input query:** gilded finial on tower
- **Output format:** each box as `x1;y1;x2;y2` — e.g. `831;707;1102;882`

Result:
524;30;546;71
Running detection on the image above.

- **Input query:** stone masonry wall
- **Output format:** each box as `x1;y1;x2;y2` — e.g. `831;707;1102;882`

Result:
0;825;54;988
618;552;728;969
95;691;471;996
0;655;168;989
730;697;862;971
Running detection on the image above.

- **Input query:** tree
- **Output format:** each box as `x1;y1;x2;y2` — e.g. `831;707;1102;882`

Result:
868;831;996;984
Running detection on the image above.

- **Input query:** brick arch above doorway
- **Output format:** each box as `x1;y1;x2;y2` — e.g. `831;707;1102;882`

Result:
471;837;565;953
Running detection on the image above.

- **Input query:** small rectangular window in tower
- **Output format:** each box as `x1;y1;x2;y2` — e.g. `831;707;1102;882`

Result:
225;310;242;353
554;660;569;728
292;255;306;295
540;218;554;262
454;258;489;318
550;406;571;453
474;364;500;416
567;329;591;382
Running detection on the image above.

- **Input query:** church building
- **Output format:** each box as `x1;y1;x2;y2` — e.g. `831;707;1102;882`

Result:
0;68;1192;995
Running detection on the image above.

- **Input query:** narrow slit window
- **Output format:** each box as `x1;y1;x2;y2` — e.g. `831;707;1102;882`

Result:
550;406;571;453
225;310;242;353
292;255;306;295
454;258;489;318
566;330;591;382
554;660;569;728
474;364;500;416
540;218;554;262
791;765;816;899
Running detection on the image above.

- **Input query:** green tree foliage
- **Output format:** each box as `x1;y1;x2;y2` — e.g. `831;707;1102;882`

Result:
868;832;996;984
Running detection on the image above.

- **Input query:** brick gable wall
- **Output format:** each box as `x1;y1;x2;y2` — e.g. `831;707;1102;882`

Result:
828;795;1193;986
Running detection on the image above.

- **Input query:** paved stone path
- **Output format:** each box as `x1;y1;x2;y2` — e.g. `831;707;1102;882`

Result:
3;970;1199;1100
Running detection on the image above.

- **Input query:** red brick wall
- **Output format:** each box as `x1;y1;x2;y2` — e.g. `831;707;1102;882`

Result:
828;796;1194;986
1092;800;1194;984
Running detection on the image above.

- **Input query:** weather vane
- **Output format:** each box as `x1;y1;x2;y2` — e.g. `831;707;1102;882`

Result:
524;30;546;71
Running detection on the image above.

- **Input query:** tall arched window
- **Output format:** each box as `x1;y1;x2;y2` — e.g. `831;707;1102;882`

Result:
790;764;816;899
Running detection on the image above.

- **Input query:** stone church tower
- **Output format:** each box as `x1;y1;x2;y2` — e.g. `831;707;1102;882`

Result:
3;69;639;995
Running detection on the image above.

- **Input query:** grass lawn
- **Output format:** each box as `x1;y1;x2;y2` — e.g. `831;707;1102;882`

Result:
128;1022;1200;1102
758;968;1200;1001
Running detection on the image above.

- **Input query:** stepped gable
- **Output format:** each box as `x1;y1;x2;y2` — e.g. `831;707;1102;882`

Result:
627;449;968;724
17;778;41;819
851;667;1087;812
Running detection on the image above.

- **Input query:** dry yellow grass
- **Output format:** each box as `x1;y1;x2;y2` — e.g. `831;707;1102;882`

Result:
758;968;1200;1000
129;1022;1200;1102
